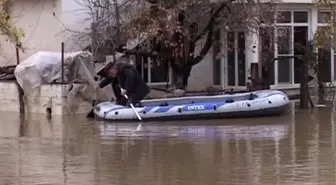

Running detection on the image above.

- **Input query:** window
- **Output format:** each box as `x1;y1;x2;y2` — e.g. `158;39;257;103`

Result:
294;26;308;83
277;11;291;23
276;26;292;83
151;60;169;83
318;11;331;23
278;58;292;83
275;10;309;85
277;26;292;54
293;11;308;23
226;31;246;87
213;30;221;86
136;56;171;85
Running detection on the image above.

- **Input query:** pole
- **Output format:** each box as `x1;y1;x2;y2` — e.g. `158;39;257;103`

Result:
16;46;25;113
91;22;98;62
114;0;121;46
61;42;64;83
113;0;121;63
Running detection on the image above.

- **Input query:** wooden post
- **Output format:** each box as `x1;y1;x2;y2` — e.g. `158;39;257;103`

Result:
113;0;121;47
91;22;98;62
16;46;25;114
113;0;121;63
61;42;65;83
299;55;309;108
19;113;25;136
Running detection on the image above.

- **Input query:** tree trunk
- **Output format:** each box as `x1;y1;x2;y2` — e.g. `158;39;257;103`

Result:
318;81;325;104
316;64;325;104
250;63;260;90
172;64;192;90
300;59;309;108
260;61;272;89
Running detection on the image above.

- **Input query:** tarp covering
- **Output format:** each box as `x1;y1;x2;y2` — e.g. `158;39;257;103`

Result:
13;34;147;113
14;51;113;113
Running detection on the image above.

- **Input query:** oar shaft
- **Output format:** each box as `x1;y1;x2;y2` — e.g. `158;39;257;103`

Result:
124;94;142;121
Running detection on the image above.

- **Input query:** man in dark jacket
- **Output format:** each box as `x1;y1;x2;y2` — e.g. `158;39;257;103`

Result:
98;62;150;107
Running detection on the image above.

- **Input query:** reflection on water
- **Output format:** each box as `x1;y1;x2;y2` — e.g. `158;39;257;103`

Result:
99;124;288;140
0;104;336;185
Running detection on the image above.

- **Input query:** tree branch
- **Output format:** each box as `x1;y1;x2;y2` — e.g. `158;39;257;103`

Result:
192;30;214;65
193;2;232;42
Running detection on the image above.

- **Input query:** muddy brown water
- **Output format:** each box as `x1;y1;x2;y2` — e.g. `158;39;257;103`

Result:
0;104;336;185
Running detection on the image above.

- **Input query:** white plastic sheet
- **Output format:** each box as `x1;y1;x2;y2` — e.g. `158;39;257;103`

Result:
14;51;90;91
14;51;113;113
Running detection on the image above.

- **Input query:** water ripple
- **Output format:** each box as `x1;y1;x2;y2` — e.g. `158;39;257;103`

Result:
0;108;335;184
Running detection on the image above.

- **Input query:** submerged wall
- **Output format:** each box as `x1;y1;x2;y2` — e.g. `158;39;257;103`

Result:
0;80;174;115
0;82;92;115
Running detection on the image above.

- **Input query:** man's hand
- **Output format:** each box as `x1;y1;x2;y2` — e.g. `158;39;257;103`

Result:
93;82;100;90
120;88;127;96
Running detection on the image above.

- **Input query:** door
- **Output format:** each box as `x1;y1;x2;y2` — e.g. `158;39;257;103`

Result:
226;31;246;88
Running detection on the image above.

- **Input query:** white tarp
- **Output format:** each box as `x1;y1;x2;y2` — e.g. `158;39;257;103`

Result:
13;34;146;113
14;51;113;113
14;51;93;91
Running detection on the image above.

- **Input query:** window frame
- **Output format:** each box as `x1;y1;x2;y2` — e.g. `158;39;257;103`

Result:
137;56;173;86
224;30;248;89
273;10;310;88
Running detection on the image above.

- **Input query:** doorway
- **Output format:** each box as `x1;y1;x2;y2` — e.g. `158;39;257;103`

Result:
225;31;246;88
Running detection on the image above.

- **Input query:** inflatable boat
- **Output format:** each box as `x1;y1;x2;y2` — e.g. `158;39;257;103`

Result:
93;90;290;121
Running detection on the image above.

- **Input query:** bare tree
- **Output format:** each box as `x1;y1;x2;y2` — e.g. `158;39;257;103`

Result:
67;0;282;91
312;0;336;104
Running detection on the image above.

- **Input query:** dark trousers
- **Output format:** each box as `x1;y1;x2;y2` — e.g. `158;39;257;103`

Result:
127;92;145;106
116;92;144;107
112;82;149;107
117;93;145;106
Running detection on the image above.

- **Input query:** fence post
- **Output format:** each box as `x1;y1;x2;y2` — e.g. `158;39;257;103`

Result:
16;46;25;113
61;42;64;83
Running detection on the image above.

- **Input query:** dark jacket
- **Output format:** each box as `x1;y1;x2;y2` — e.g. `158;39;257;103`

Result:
99;62;150;100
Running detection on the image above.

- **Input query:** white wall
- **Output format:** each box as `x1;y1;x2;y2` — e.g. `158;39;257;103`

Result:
1;0;61;65
0;0;90;66
188;51;214;91
60;0;92;50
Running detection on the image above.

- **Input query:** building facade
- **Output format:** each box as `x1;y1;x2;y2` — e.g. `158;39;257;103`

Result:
211;4;336;91
0;0;335;91
0;0;89;66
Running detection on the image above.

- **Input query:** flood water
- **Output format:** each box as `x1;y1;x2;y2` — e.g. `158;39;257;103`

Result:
0;103;336;185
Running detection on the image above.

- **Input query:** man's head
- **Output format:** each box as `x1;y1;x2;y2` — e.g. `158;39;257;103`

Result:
104;62;118;77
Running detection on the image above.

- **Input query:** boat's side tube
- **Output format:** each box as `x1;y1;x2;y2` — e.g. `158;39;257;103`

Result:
103;108;117;119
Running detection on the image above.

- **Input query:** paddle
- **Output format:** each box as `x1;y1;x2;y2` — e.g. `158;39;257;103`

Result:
123;94;142;131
